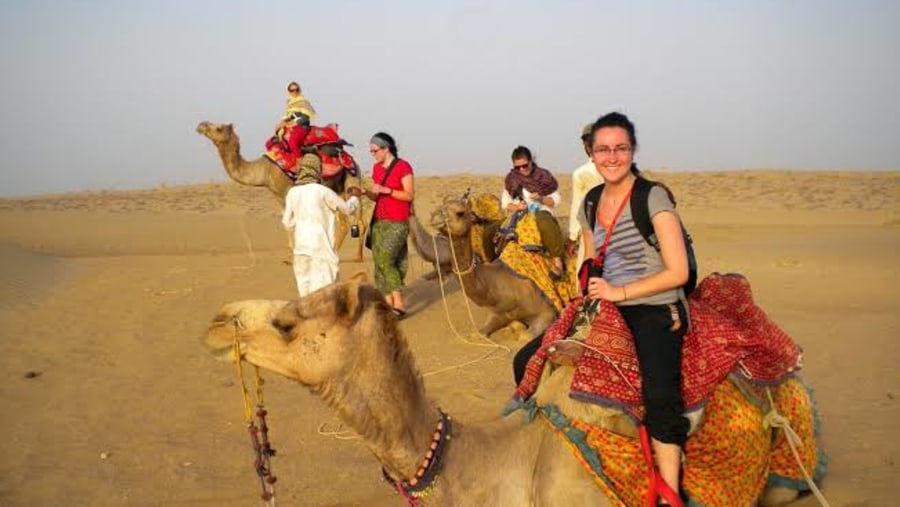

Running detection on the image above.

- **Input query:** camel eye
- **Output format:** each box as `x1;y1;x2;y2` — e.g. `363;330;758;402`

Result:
455;211;465;218
272;318;296;342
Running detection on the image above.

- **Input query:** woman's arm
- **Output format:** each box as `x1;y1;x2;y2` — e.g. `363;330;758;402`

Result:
388;173;415;202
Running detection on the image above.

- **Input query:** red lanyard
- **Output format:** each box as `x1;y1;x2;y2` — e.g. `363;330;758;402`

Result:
579;187;633;293
595;187;633;261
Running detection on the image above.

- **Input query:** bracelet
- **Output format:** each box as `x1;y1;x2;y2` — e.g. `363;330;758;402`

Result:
622;286;628;301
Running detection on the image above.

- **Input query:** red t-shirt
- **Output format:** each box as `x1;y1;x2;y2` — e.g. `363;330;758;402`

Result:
372;158;413;221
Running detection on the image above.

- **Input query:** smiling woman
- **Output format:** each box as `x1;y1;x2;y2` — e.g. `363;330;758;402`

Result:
348;132;415;319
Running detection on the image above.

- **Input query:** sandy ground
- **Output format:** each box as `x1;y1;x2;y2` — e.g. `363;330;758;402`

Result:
0;171;897;506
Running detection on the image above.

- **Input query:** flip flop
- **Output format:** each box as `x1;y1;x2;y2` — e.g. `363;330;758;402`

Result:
392;308;408;319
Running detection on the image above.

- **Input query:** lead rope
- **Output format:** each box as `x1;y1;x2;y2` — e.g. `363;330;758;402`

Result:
232;319;277;506
764;387;831;507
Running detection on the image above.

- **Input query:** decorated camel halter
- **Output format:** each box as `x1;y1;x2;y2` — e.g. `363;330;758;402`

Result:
381;410;452;506
231;319;278;506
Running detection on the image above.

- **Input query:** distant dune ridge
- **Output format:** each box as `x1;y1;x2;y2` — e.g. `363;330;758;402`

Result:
0;170;896;506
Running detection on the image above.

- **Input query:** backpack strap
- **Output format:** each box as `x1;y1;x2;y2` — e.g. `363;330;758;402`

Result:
630;176;657;249
582;183;605;232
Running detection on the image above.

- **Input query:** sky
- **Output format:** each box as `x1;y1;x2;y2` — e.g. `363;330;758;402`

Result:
0;0;898;197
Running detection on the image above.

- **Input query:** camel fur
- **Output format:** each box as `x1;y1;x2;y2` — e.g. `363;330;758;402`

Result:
204;280;805;506
411;198;557;339
196;121;364;262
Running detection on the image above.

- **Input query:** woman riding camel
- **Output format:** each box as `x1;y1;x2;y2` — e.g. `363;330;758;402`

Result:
500;146;566;279
579;111;691;506
266;81;317;155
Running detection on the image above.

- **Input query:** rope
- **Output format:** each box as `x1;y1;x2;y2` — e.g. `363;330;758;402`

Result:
416;224;509;378
232;214;258;270
231;319;277;506
764;388;831;507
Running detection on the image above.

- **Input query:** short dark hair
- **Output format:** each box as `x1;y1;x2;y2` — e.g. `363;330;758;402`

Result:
510;145;533;162
590;112;637;149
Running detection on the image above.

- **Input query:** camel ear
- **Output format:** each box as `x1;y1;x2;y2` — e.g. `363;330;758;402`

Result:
225;123;234;133
334;280;371;325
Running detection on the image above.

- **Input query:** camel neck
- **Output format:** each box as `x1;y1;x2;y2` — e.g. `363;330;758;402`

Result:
319;328;434;481
448;235;475;276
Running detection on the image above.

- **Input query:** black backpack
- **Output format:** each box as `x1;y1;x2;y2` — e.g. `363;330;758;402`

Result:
582;176;698;295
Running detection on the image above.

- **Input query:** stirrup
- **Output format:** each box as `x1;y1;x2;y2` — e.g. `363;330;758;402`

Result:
639;425;684;507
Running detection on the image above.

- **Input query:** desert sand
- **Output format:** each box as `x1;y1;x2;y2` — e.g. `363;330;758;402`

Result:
0;170;897;506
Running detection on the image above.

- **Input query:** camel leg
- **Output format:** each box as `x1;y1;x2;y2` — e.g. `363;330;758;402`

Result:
284;229;294;265
334;211;349;252
480;313;512;337
523;309;556;340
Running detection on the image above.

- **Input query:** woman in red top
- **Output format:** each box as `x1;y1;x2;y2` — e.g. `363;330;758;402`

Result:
352;132;414;318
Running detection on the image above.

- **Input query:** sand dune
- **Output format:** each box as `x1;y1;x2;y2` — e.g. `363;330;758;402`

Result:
0;171;897;506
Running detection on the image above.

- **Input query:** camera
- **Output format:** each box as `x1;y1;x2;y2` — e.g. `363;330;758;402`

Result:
350;225;360;238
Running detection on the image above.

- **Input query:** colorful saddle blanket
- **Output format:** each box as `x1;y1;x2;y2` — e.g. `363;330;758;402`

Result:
265;124;358;181
514;273;804;417
542;376;825;507
496;212;579;312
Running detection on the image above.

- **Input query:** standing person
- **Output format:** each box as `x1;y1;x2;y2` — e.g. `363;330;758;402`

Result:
282;156;359;297
500;146;566;279
350;132;414;319
578;112;690;506
568;123;604;268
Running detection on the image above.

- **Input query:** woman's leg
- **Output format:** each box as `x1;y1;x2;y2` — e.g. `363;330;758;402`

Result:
619;302;689;499
512;333;544;384
372;220;410;307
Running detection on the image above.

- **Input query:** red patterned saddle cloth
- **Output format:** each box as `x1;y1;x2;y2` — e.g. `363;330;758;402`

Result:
265;124;358;180
514;273;803;417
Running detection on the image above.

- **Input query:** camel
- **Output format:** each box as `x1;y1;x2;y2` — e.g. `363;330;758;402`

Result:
204;279;806;507
410;197;557;339
196;121;364;262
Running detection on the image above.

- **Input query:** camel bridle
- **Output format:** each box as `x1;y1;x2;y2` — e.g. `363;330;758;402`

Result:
381;410;452;506
230;317;278;506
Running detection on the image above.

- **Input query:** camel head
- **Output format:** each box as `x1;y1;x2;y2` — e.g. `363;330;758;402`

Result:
205;279;401;386
196;121;237;147
430;198;476;238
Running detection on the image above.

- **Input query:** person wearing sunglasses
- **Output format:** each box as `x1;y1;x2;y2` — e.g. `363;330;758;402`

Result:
266;81;317;155
499;145;566;280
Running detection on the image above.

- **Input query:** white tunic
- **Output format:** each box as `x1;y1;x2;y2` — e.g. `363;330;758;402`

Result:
281;183;359;265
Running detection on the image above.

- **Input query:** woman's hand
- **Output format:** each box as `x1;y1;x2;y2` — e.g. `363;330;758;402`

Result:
586;277;625;302
346;186;363;197
371;183;391;195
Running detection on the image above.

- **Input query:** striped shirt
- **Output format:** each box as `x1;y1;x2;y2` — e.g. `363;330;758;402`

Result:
578;185;682;306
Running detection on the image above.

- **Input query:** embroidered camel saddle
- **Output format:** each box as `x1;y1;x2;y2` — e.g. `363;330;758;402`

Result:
265;123;359;182
511;273;826;506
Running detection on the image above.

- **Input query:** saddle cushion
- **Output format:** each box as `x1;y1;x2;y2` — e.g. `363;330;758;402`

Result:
514;273;804;415
497;212;579;312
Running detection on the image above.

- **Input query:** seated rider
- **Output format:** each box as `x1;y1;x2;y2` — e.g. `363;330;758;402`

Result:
266;81;317;155
499;145;567;279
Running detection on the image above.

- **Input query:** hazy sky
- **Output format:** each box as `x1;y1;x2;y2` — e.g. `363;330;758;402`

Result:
1;0;898;196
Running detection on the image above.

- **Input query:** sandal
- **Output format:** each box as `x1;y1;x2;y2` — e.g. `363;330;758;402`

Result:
392;308;408;320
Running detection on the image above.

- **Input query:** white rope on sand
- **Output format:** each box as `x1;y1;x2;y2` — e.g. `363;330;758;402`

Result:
420;223;509;378
232;213;257;270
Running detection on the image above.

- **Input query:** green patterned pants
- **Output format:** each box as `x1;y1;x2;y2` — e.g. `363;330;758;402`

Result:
372;219;409;294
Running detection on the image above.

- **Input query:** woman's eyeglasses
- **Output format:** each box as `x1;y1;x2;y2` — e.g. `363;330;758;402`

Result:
592;145;632;156
513;163;531;170
288;88;300;93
